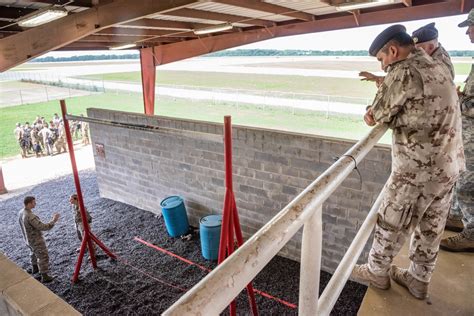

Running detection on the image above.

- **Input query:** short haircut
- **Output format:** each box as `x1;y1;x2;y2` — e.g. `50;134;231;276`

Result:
24;196;35;206
381;33;414;54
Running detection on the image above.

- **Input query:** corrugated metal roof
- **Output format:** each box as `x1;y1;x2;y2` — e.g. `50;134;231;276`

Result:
151;14;252;28
188;2;291;22
265;0;337;15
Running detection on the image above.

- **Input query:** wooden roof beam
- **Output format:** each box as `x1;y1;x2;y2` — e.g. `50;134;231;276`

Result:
123;18;219;31
212;0;315;21
97;27;197;37
164;8;275;27
0;0;201;72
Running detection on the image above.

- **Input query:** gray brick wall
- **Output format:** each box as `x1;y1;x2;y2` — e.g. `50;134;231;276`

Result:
88;108;392;273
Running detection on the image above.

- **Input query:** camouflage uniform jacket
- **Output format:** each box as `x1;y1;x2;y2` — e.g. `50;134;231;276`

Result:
431;43;455;80
460;62;473;171
371;48;465;183
18;208;55;247
461;62;474;117
72;204;92;225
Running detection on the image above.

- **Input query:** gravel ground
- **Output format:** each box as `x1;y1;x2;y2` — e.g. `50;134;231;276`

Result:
0;170;367;315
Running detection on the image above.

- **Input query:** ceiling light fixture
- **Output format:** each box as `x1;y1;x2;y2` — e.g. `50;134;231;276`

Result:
18;7;68;27
335;0;396;11
193;23;233;35
109;43;137;50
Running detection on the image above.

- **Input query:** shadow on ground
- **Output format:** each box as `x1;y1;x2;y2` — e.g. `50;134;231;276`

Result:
0;170;366;315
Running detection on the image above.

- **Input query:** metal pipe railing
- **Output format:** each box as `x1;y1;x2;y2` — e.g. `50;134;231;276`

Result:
163;124;388;315
318;190;384;315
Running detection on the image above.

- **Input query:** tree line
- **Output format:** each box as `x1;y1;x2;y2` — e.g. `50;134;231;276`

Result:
32;49;473;63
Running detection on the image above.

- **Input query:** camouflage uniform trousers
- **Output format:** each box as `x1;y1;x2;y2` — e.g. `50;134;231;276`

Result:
449;115;474;239
27;238;50;274
55;138;67;153
368;172;456;283
75;221;85;241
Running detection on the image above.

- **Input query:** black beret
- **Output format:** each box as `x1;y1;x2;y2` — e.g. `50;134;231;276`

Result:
369;24;407;56
412;22;438;44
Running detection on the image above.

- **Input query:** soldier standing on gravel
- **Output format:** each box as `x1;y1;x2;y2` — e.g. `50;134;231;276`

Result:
18;196;60;283
440;9;474;252
351;25;465;300
69;194;92;243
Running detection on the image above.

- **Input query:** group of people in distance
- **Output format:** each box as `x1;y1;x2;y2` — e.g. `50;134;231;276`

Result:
13;114;90;158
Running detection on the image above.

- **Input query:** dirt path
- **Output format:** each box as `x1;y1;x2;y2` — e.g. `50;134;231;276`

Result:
0;143;94;199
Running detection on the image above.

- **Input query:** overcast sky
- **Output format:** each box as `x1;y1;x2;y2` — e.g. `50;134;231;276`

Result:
45;13;471;58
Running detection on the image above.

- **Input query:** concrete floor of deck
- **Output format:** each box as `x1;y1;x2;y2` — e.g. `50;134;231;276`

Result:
358;231;474;316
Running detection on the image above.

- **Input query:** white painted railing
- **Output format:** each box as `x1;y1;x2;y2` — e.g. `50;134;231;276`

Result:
163;124;388;316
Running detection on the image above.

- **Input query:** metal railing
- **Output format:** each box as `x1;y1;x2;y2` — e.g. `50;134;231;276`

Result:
163;123;388;315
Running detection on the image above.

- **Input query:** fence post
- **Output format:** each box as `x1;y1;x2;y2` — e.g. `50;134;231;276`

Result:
299;205;323;315
19;90;24;105
0;166;7;194
326;95;330;119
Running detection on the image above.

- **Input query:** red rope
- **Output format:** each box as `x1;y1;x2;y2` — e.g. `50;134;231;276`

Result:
115;254;187;292
135;237;211;272
134;236;297;309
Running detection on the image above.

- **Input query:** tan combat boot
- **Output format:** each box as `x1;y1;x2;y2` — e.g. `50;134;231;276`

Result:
444;217;464;232
440;232;474;252
351;264;390;290
41;273;54;283
390;265;428;300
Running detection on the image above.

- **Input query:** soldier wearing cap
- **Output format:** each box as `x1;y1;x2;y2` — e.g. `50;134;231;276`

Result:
351;24;465;300
412;22;454;80
360;22;455;84
440;9;474;252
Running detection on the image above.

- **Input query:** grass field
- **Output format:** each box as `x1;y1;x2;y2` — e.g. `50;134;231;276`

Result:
80;71;379;99
0;91;390;159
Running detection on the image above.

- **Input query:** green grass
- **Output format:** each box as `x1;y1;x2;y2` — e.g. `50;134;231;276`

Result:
0;92;389;159
80;71;379;99
453;63;471;75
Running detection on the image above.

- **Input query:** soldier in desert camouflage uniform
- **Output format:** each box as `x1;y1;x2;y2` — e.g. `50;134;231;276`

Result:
351;25;465;300
18;196;60;283
69;194;92;242
359;22;454;85
54;122;68;154
441;9;474;252
411;22;454;80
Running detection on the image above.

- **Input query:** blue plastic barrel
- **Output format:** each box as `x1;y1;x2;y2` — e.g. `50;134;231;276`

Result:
160;196;189;237
200;215;222;261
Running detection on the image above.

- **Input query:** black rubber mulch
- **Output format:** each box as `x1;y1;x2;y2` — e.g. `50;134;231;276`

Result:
0;170;367;315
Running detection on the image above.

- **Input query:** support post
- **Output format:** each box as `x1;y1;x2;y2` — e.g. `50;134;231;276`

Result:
0;166;7;194
218;116;258;316
299;205;323;315
59;100;116;283
140;47;156;116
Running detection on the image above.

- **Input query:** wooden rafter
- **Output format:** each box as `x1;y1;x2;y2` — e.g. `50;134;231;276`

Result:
212;0;314;21
123;19;209;30
97;27;197;37
164;8;276;27
0;0;200;72
81;35;157;42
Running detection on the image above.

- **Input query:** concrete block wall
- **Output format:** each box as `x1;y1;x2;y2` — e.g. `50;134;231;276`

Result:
88;108;392;273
